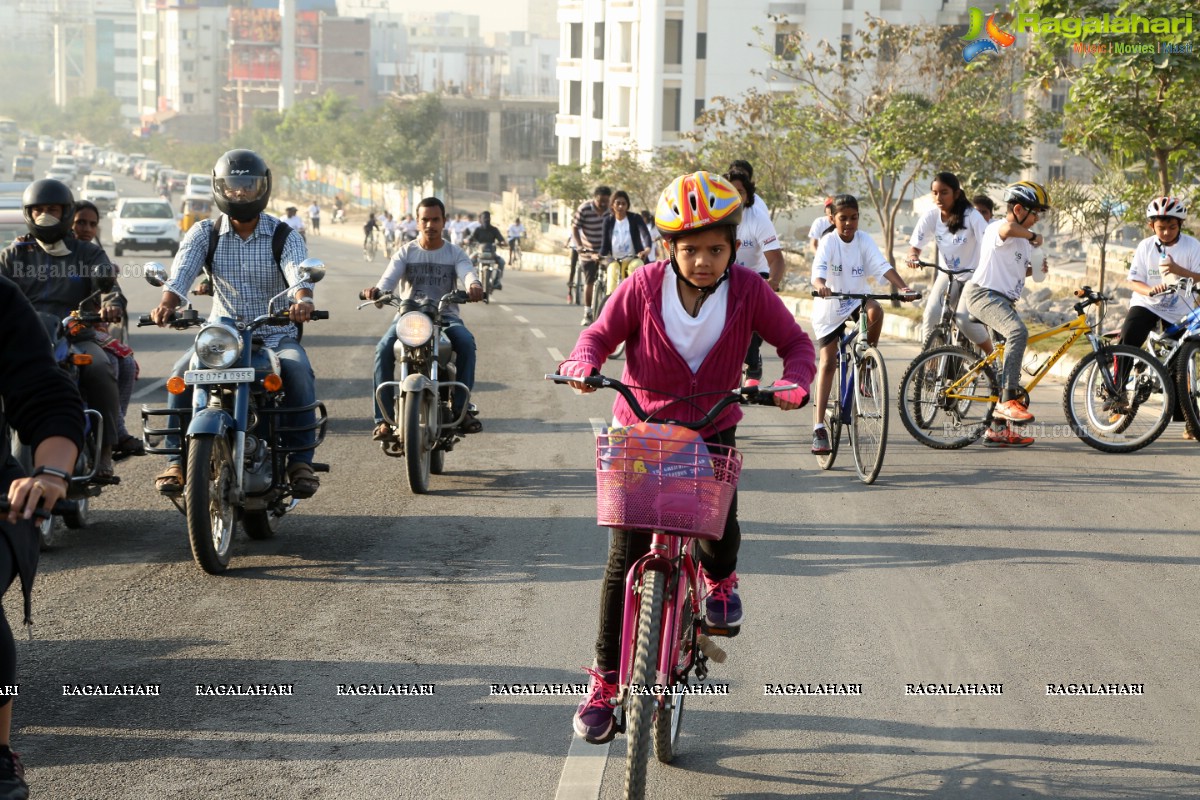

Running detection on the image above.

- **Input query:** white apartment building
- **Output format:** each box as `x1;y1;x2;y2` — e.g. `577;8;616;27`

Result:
555;0;975;165
137;0;229;139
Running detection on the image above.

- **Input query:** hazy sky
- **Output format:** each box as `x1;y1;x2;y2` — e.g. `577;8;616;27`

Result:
378;0;525;35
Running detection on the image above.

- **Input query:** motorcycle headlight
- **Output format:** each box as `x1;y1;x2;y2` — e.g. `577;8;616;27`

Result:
194;323;242;369
395;311;434;347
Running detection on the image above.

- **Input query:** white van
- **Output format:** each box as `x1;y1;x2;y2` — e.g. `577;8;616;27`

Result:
186;173;213;198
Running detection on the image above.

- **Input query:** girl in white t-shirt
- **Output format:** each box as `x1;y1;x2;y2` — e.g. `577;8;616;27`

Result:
727;167;785;385
810;194;914;455
906;172;991;351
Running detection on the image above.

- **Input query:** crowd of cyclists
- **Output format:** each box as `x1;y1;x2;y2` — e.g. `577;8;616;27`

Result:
0;140;1195;792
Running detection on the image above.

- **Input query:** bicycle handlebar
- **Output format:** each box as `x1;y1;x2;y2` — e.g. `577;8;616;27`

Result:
545;373;800;429
909;260;973;277
812;291;922;301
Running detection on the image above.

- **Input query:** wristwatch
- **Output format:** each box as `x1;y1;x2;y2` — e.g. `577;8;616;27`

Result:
31;466;71;483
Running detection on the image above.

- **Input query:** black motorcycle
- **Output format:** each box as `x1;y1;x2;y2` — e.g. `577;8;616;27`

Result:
139;261;330;574
359;290;478;493
473;244;499;301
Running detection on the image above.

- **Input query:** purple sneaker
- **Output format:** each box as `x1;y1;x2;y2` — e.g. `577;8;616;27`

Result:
573;667;618;743
702;570;743;628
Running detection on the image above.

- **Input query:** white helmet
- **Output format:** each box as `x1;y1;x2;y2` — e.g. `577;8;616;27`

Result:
1146;196;1187;220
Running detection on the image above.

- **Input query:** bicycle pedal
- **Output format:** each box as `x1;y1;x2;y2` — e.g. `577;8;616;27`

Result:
696;633;727;664
702;623;740;639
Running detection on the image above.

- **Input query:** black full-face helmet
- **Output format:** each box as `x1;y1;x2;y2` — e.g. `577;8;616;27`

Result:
22;179;75;243
213;149;272;222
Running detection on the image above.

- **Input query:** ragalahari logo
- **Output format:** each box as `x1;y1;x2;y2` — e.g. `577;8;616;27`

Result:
962;8;1017;62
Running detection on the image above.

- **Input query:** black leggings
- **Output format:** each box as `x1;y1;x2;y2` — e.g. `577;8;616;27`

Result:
1118;306;1166;348
594;426;740;672
0;535;17;709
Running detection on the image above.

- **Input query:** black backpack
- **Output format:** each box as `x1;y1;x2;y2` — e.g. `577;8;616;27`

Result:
204;214;294;281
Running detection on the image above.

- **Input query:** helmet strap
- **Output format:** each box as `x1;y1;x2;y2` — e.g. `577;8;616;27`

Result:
667;239;735;310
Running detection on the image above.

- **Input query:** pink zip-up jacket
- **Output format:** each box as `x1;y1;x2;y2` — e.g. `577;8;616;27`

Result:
564;260;816;436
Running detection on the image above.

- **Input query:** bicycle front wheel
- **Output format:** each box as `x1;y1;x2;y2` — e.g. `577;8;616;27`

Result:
653;572;693;763
898;345;996;449
815;401;841;470
624;569;664;799
1174;341;1200;439
1064;344;1173;453
849;347;888;484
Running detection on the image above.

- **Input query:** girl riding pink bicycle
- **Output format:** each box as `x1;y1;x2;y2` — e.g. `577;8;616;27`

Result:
557;171;816;745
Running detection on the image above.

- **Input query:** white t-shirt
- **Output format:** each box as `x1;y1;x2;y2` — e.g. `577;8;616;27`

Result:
402;219;418;236
808;216;833;243
969;220;1036;301
909;206;988;281
660;268;728;373
1128;234;1200;323
384;218;398;234
507;223;525;239
811;231;892;339
283;215;304;232
308;204;319;219
611;217;634;257
735;202;781;276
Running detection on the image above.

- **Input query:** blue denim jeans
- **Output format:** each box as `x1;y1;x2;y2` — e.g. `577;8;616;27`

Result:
373;316;476;424
165;337;317;466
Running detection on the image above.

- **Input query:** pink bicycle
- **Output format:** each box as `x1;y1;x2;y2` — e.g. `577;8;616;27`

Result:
547;373;795;799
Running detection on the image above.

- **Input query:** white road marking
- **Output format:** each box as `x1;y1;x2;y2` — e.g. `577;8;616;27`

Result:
548;347;565;361
531;328;546;339
553;734;610;800
514;315;529;323
499;304;513;312
131;381;165;400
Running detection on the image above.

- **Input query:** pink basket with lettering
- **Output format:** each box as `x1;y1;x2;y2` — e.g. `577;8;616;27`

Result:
595;423;743;540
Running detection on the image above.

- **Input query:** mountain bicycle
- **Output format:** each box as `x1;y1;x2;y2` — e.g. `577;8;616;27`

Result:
509;236;523;270
363;230;378;262
898;286;1174;453
813;290;920;484
571;249;597;307
911;260;977;351
546;373;796;800
592;256;642;359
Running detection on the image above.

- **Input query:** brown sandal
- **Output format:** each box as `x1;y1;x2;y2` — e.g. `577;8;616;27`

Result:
287;462;319;499
155;464;184;495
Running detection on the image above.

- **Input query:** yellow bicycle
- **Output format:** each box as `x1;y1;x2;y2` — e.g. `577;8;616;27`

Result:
898;286;1174;453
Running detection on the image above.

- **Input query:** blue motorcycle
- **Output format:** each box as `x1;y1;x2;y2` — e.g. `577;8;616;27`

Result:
139;260;330;574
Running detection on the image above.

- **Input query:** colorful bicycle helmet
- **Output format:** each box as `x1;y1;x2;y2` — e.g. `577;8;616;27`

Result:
1146;196;1187;220
1002;181;1051;210
654;171;742;240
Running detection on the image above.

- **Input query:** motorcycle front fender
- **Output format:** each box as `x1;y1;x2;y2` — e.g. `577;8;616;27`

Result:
187;408;235;439
401;373;436;396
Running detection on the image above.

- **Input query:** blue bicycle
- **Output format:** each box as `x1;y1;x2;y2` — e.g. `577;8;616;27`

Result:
813;290;919;484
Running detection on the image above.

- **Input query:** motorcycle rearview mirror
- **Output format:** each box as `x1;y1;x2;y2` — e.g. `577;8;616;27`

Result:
297;258;325;285
143;262;168;287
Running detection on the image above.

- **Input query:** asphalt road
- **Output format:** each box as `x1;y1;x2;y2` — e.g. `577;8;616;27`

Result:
9;163;1200;799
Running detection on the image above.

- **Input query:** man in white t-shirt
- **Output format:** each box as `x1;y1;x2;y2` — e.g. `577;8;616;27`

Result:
282;206;306;237
307;201;320;235
506;218;526;262
964;181;1050;446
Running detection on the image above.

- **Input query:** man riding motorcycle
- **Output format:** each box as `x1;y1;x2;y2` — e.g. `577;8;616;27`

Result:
149;149;321;498
0;178;124;482
468;211;507;290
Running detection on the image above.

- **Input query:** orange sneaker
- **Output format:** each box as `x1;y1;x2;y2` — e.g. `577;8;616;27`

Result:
983;426;1034;448
994;399;1035;424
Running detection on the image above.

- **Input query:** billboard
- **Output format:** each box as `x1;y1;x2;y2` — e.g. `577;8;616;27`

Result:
228;8;320;82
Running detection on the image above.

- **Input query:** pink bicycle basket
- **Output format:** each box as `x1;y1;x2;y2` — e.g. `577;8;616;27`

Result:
595;426;743;540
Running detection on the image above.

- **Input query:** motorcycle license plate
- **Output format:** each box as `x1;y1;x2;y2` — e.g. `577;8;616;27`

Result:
184;368;254;385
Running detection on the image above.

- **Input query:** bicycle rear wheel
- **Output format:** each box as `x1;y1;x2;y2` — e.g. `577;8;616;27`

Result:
1064;344;1173;453
898;345;996;449
624;569;664;799
849;347;888;484
815;401;841;470
920;326;947;353
653;573;693;763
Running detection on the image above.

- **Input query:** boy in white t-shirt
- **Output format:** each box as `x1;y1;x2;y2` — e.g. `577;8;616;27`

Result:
808;197;835;253
1118;196;1200;437
964;181;1050;447
810;194;914;455
727;167;786;386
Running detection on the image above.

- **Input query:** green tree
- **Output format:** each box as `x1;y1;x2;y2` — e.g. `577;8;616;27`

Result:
1020;0;1200;196
538;162;591;207
595;146;696;212
768;15;1039;263
688;89;840;217
358;94;444;187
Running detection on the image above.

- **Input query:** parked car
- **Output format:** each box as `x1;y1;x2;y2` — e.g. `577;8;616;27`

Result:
81;174;120;213
111;197;181;256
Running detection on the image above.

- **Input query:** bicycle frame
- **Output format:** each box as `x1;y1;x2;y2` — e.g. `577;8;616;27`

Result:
941;310;1099;402
832;325;863;426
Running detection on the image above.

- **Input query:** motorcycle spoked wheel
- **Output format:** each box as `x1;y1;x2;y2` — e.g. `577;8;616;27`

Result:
403;391;433;494
185;434;237;574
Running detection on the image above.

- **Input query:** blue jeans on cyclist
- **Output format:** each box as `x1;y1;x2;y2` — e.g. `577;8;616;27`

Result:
575;426;742;743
